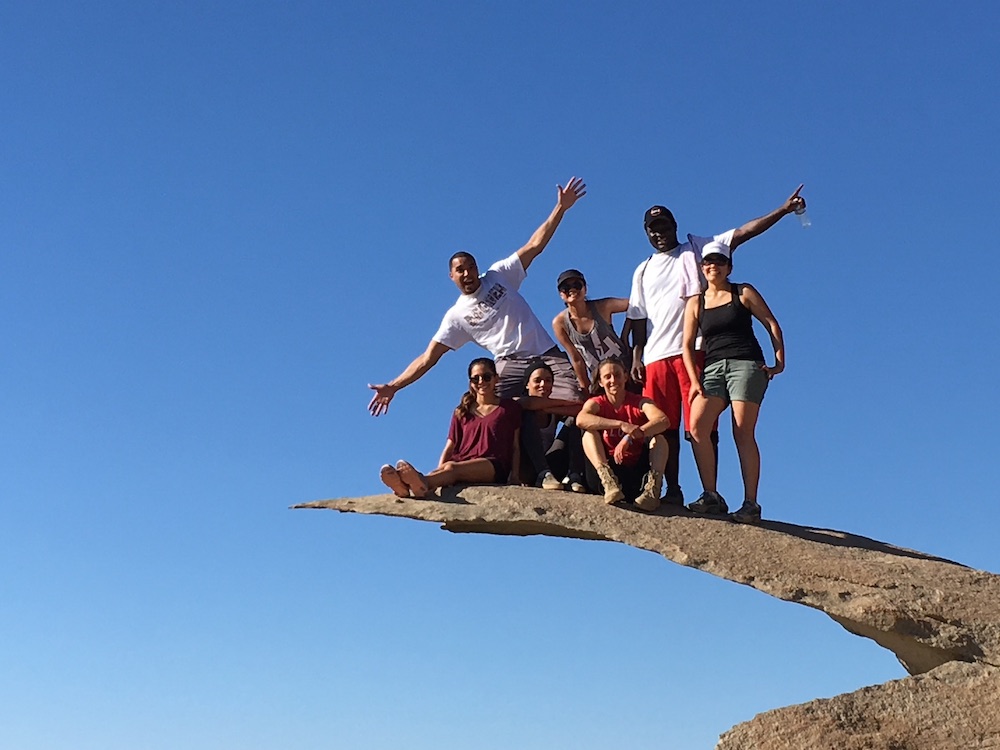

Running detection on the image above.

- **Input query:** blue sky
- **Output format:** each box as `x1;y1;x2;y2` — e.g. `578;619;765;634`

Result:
2;2;998;748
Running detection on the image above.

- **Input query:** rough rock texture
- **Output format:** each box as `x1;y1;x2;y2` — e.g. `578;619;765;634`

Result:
717;662;1000;750
296;484;1000;748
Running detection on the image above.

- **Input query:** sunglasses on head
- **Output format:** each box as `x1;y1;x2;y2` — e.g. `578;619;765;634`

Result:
559;280;584;293
470;372;496;384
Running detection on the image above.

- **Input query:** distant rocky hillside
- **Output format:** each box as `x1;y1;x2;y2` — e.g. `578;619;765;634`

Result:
296;485;1000;750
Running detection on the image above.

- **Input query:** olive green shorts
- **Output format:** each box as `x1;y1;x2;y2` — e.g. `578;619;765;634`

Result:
701;358;769;405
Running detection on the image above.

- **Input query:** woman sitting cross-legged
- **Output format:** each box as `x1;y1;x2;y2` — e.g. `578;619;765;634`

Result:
516;360;588;492
575;357;670;512
379;357;523;499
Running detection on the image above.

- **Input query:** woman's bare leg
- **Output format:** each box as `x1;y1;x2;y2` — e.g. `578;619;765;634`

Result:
424;459;496;489
730;400;762;501
647;434;668;474
581;429;609;469
689;394;728;492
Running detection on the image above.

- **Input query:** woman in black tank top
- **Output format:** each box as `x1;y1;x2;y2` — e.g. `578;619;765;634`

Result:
680;241;785;524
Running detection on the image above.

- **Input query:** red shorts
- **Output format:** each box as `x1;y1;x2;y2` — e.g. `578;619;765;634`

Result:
643;353;716;435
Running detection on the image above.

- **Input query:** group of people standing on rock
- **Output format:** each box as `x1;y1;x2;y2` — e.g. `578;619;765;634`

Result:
369;177;803;525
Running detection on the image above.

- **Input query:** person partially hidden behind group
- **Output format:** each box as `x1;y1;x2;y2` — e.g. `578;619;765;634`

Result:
380;357;582;499
576;357;670;511
516;360;587;493
681;240;784;524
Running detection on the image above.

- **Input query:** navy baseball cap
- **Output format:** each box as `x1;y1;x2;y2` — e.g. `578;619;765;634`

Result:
644;205;676;228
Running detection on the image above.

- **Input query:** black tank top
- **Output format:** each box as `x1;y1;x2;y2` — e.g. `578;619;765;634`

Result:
700;283;765;365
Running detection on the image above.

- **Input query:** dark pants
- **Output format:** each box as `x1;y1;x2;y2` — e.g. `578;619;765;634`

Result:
520;412;587;488
585;447;650;502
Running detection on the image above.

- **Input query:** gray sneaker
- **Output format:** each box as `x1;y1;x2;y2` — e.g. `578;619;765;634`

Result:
687;490;729;515
731;500;762;524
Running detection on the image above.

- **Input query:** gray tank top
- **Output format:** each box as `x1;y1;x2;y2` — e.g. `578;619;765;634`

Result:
562;301;632;378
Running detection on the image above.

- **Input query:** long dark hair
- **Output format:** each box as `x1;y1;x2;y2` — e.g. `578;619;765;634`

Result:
455;357;497;419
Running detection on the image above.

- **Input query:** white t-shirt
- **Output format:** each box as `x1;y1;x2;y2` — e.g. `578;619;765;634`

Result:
627;229;735;363
433;253;556;358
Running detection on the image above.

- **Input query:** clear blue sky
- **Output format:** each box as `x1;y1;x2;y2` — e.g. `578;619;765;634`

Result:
2;2;998;748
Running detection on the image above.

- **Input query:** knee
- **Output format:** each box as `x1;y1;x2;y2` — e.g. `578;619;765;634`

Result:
440;461;456;473
648;434;668;456
689;422;711;443
732;425;756;445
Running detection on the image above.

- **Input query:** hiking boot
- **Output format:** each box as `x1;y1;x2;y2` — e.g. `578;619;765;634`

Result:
539;471;563;491
687;490;729;515
731;499;762;524
595;464;625;504
661;485;685;507
634;470;663;512
565;473;587;493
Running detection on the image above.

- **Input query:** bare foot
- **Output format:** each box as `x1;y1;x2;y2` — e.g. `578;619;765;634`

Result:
379;464;410;498
396;460;430;499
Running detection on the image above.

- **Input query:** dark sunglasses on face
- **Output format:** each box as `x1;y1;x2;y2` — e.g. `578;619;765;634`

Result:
559;280;584;293
702;256;729;266
470;372;495;384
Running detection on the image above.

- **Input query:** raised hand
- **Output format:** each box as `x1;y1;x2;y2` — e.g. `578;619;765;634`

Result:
782;184;806;215
557;176;587;211
367;383;398;416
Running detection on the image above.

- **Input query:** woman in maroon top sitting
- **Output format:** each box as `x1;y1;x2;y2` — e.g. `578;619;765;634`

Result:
379;357;525;499
576;357;669;512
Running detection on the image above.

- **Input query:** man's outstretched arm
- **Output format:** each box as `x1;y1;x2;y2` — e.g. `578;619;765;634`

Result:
367;340;451;416
515;176;587;271
730;184;806;251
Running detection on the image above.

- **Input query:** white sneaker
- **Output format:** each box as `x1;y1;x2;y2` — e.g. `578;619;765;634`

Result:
539;471;563;491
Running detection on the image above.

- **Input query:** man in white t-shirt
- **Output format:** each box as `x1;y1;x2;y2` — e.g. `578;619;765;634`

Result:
368;177;587;417
627;186;806;506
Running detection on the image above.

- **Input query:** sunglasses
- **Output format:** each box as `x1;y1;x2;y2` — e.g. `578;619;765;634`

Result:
558;280;584;293
701;256;730;266
470;372;496;384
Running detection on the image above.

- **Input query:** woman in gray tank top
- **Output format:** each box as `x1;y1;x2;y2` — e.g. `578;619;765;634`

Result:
551;268;633;393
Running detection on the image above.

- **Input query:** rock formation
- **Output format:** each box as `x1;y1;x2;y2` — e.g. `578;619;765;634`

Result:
295;485;1000;749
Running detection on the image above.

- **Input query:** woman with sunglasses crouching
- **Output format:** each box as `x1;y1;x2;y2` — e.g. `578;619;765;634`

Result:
379;358;578;499
681;240;785;524
576;357;669;511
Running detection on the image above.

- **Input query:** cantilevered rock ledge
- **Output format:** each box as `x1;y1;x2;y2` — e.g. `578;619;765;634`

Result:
297;485;1000;748
295;484;1000;677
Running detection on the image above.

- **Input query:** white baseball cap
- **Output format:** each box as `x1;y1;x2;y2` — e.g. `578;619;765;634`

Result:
700;239;732;261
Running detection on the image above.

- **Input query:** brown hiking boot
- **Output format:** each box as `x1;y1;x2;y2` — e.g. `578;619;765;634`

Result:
634;469;662;512
595;464;625;504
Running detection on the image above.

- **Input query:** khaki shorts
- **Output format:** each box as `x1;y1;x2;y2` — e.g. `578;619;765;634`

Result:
701;358;769;405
